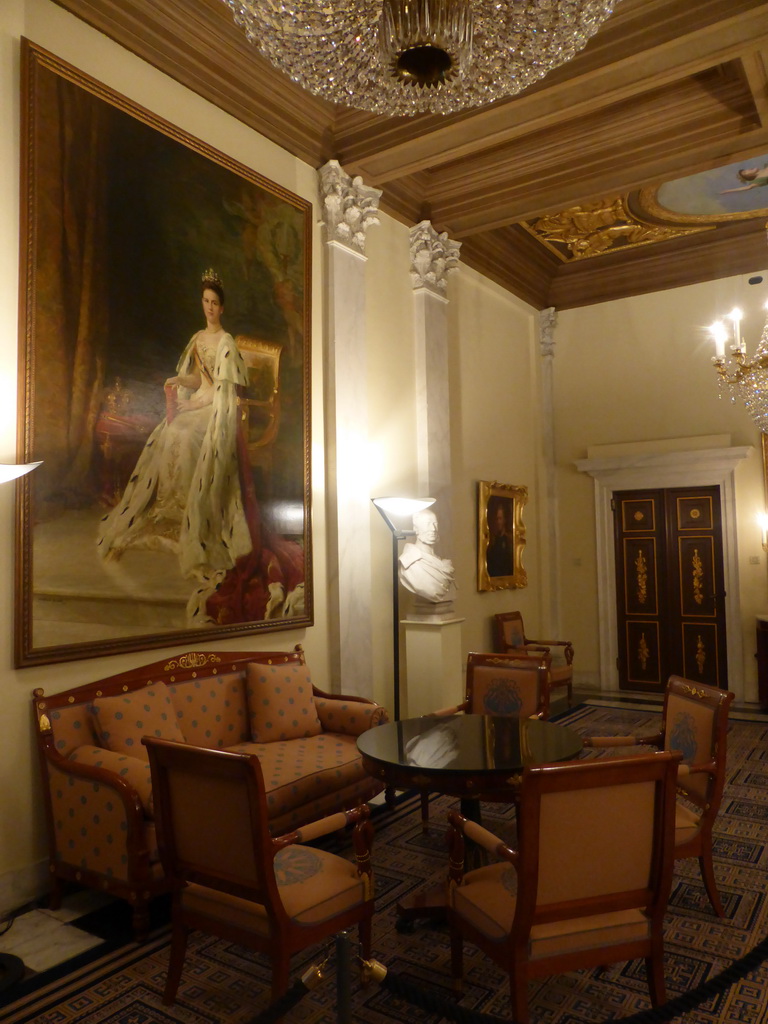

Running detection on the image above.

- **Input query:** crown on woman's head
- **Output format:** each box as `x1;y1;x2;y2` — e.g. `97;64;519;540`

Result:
201;268;222;286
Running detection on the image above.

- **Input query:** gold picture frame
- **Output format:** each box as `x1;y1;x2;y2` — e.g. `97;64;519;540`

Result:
16;41;312;666
477;481;528;591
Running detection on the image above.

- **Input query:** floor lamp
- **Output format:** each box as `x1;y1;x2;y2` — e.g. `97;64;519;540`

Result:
372;496;435;721
0;460;41;993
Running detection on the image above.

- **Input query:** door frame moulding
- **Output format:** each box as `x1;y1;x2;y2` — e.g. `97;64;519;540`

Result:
576;445;752;701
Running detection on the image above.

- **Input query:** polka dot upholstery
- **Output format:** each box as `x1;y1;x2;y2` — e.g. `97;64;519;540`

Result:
315;697;389;736
69;745;154;816
47;757;161;881
169;672;249;748
90;684;185;759
246;662;322;742
49;705;100;758
36;651;388;939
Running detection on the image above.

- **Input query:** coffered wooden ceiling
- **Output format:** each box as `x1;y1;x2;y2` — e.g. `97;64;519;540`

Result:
54;0;768;309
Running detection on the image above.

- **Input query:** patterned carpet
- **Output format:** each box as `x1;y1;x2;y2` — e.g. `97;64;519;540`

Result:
4;701;768;1024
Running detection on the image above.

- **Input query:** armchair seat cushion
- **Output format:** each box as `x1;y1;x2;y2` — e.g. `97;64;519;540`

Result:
530;910;650;959
549;664;573;683
675;800;701;845
451;863;651;954
180;847;366;932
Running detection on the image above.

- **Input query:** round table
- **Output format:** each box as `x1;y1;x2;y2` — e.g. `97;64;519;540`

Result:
357;713;583;797
357;714;583;928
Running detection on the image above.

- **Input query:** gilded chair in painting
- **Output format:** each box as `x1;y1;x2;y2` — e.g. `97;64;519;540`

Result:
493;611;574;705
584;675;734;917
446;750;682;1024
235;335;282;496
143;737;375;1007
419;652;550;826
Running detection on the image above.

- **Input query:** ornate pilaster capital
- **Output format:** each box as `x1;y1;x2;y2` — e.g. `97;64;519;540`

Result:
318;159;382;255
539;306;557;358
409;219;461;294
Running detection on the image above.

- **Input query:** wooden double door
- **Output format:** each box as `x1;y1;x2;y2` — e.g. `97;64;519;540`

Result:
614;486;727;692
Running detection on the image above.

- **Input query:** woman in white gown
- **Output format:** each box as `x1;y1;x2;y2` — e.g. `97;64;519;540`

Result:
97;270;297;624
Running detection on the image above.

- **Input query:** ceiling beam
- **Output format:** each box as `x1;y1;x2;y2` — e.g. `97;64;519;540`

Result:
336;6;768;184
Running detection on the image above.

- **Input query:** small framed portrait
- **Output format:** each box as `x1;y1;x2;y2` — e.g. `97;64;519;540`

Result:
477;481;528;592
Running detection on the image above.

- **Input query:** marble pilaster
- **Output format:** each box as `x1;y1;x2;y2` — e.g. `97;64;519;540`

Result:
409;220;461;546
319;160;382;696
539;306;561;635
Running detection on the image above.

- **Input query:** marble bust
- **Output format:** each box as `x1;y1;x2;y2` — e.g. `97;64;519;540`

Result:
398;508;456;607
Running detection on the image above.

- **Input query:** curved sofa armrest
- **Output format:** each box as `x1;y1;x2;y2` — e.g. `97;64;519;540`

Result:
314;696;389;735
69;745;154;816
43;753;151;882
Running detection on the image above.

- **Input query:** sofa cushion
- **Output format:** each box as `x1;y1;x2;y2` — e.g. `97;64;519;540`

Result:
246;662;322;742
90;684;185;760
228;733;366;820
69;745;154;816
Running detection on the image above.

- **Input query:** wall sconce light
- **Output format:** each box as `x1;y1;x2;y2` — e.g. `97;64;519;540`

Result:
759;512;768;553
372;495;435;720
0;462;42;484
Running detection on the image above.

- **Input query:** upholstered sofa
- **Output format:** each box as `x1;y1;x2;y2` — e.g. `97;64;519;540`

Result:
32;645;389;939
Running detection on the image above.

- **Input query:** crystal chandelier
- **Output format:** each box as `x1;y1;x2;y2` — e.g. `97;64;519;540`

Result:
221;0;620;117
710;303;768;431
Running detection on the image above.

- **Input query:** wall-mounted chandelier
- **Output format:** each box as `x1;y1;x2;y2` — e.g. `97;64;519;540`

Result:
710;302;768;431
220;0;620;117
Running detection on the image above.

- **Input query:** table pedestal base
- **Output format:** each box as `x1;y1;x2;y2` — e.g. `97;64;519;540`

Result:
395;796;481;931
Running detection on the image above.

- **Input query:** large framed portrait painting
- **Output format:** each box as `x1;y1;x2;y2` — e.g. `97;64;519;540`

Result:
16;41;313;666
477;480;528;592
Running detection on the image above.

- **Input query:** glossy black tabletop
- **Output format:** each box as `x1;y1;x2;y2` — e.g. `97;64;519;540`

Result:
357;714;583;796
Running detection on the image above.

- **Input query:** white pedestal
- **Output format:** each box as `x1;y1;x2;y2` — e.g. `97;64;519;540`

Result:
402;617;465;719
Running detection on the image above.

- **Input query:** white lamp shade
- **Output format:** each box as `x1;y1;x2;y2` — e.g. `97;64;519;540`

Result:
0;462;42;484
372;496;435;517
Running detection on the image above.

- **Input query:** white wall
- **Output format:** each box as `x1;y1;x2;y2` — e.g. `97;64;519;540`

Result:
5;0;764;918
0;0;545;910
450;266;549;657
0;0;332;910
553;279;768;699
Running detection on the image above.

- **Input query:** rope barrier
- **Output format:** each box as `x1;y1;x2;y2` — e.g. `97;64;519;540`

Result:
243;926;768;1024
245;955;332;1024
376;929;768;1024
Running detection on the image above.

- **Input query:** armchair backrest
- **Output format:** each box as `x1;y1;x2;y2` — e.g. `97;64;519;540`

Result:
662;675;734;808
492;611;526;652
466;652;549;719
514;751;681;937
144;737;279;910
236;335;282;449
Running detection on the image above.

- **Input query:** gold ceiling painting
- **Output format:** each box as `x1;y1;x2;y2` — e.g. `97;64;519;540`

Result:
523;154;768;263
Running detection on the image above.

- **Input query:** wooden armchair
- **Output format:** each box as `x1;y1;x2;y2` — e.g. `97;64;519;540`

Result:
236;335;282;497
493;610;574;704
419;652;550;825
144;737;375;1006
584;675;734;916
446;750;682;1024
